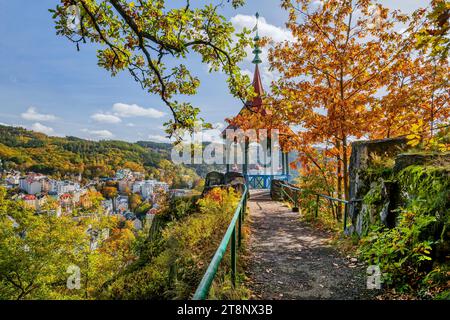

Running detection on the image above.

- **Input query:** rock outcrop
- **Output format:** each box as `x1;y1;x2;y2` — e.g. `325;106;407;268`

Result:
347;138;449;236
347;137;409;235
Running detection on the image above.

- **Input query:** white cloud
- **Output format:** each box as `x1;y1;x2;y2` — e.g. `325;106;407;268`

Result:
21;107;57;122
173;128;224;144
230;14;290;90
201;129;223;143
148;134;170;143
213;122;225;130
231;14;294;44
81;129;114;139
91;113;122;124
126;123;135;127
112;103;165;118
31;123;55;135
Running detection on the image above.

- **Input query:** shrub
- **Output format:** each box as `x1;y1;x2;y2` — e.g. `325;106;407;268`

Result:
105;188;247;300
359;165;449;298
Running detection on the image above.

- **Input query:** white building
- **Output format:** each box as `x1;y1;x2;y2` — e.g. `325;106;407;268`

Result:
101;199;113;215
116;195;129;213
19;175;46;195
116;169;132;180
50;180;80;195
129;180;169;200
154;182;169;193
132;181;145;194
72;188;87;204
6;171;21;186
141;181;156;199
21;194;48;211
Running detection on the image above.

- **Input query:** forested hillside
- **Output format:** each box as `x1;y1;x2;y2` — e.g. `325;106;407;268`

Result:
137;140;227;177
0;125;199;187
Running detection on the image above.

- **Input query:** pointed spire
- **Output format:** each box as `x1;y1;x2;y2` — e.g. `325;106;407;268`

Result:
252;12;262;65
252;63;264;98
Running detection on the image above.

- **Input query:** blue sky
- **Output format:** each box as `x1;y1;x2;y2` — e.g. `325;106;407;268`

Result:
0;0;429;142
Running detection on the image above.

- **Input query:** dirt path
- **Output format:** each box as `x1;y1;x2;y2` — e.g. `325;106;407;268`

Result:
245;190;376;300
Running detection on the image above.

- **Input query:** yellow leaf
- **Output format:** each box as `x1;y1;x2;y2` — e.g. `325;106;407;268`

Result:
407;139;420;147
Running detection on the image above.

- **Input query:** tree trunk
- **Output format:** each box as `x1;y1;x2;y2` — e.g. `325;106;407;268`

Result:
336;139;342;221
342;135;349;201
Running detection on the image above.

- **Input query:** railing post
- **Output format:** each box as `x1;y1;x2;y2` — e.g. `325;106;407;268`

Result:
292;190;299;212
315;194;320;219
231;227;236;287
193;185;247;300
243;193;247;217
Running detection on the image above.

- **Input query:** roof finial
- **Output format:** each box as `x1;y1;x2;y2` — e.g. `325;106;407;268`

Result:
252;12;262;65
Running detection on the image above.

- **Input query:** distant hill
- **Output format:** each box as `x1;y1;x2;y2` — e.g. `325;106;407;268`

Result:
0;125;298;182
137;140;225;177
0;125;199;188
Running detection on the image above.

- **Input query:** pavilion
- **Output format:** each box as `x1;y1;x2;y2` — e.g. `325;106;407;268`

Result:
222;13;291;189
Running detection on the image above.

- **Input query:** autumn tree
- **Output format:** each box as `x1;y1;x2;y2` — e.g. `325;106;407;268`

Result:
101;186;118;200
0;187;139;300
80;189;104;211
372;54;449;140
269;0;425;207
51;0;254;137
122;161;144;173
416;0;450;60
0;188;86;299
129;193;142;212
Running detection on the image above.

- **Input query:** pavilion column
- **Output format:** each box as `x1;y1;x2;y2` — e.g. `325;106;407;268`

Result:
243;139;249;177
285;152;290;178
225;137;231;173
265;141;269;176
269;139;274;177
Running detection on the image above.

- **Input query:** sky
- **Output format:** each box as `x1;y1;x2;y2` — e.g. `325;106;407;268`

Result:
0;0;430;143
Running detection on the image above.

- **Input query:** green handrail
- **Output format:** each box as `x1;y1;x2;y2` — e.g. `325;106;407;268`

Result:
192;184;248;300
279;183;349;230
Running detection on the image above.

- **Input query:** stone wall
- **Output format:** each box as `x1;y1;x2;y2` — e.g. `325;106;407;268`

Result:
394;152;449;172
347;137;449;236
347;137;409;235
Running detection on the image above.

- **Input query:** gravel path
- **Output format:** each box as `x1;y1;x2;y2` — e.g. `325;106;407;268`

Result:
245;190;376;300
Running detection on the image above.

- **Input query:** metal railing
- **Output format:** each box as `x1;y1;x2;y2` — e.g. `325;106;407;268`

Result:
192;184;248;300
279;183;351;231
